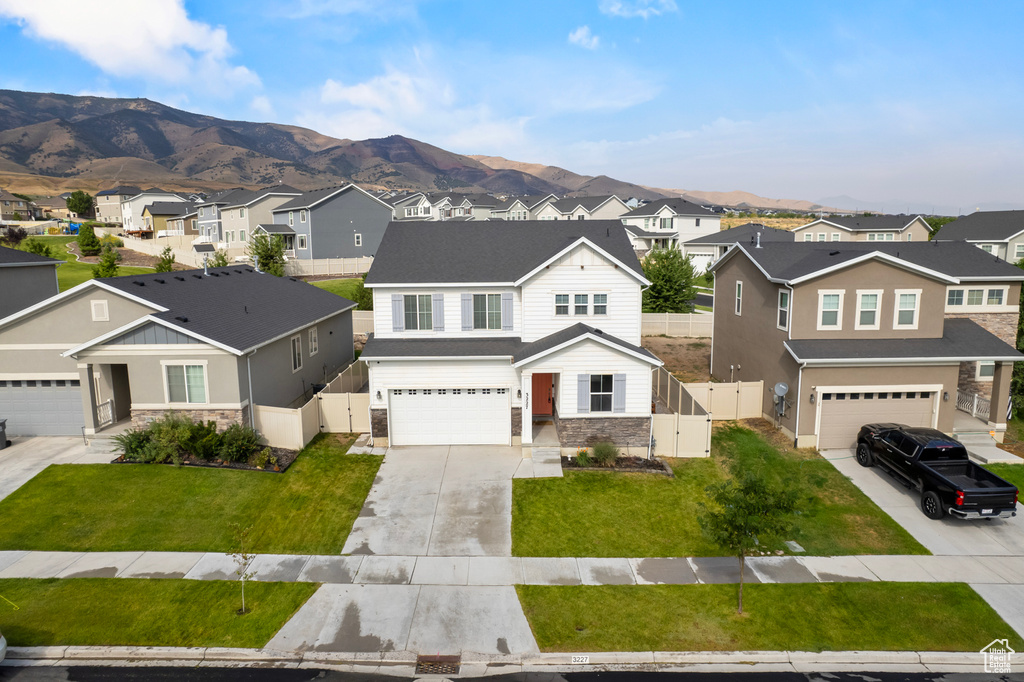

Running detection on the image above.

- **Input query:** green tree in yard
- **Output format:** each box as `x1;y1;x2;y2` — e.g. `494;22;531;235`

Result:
92;243;121;279
22;238;54;258
211;249;229;267
66;190;94;216
641;247;697;313
924;215;957;239
698;468;799;614
77;223;101;256
352;273;373;310
247;232;285;277
1;226;28;247
155;246;175;272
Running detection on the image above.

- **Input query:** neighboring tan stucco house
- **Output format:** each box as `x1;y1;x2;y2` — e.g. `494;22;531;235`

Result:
217;186;303;253
362;220;662;450
491;194;559;221
0;189;31;221
792;215;932;243
95;186;141;225
710;241;1024;449
0;267;355;438
934;210;1024;263
535;195;630;221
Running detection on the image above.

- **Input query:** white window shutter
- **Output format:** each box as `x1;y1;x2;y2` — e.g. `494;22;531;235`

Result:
613;374;627;413
391;295;404;332
577;374;590;414
461;294;473;331
501;292;513;331
433;293;445;331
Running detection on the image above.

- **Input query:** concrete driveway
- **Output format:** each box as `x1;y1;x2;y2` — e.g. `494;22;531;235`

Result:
822;448;1024;555
341;445;523;557
0;437;112;502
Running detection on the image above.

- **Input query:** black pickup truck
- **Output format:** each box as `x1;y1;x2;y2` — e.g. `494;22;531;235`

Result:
856;423;1018;520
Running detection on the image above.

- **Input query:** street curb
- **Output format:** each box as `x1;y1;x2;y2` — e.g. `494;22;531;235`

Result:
1;646;993;675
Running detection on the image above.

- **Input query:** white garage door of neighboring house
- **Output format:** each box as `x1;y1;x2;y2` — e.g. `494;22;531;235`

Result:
389;387;510;446
688;251;715;273
816;388;937;450
0;379;85;437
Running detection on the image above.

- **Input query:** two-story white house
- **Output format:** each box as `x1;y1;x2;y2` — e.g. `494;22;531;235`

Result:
361;221;662;451
620;198;720;262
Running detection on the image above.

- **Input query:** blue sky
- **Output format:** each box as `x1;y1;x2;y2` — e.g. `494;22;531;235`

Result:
0;0;1021;212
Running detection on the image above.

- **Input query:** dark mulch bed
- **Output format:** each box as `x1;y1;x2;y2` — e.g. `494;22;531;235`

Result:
111;446;299;473
560;456;674;476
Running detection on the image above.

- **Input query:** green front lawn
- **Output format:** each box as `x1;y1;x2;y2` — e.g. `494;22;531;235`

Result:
0;434;381;554
0;578;316;648
512;424;926;557
312;277;362;301
14;235;151;291
986;462;1024;490
518;583;1021;652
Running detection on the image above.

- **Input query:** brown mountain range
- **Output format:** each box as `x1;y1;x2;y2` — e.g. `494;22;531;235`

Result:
0;89;829;212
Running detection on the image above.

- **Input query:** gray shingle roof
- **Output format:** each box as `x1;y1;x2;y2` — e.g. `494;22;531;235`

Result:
96;185;142;197
0;244;61;267
622;197;715;218
144;201;193;217
935;210;1024;242
192;244;215;253
256;223;295;234
804;214;923;232
550;195;623;214
364;220;645;285
494;195;553;211
361;334;522;360
729;241;1024;282
98;267;354;354
785;318;1024;363
220;184;302;209
685;223;795;245
624;226;675;239
274;185;372;211
513;323;660;364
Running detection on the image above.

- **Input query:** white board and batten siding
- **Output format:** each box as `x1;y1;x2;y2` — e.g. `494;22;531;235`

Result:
520;243;642;343
371;288;522;339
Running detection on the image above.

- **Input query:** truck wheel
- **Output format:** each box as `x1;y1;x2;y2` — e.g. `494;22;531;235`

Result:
855;443;874;467
921;491;946;520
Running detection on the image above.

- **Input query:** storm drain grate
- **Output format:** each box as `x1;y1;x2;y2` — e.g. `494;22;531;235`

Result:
415;654;461;675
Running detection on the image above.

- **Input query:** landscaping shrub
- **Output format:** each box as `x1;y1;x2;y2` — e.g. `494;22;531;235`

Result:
179;420;221;461
592;441;619;467
77;224;101;256
22;238;54;258
251;447;278;470
575;447;592;467
99;234;124;248
219;423;261;462
112;428;152;461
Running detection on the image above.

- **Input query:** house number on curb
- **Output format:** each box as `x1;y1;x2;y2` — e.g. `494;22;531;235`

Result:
572;656;590;664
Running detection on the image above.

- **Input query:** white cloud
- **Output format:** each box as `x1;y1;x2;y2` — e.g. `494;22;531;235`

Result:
568;25;600;50
289;0;420;18
0;0;260;94
599;0;677;19
250;95;275;118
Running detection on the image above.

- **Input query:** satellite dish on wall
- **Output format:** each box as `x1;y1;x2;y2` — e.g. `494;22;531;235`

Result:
774;382;789;398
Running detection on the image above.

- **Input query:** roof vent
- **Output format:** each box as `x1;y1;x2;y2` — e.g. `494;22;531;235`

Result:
192;274;202;279
174;276;185;281
594;328;603;335
209;272;219;277
175;316;188;323
132;281;144;286
154;278;165;284
829;250;840;256
289;277;297;282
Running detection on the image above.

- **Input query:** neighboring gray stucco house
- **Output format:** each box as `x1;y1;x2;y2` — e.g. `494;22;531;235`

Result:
0;267;355;438
0;245;60;320
266;184;395;260
934;210;1024;263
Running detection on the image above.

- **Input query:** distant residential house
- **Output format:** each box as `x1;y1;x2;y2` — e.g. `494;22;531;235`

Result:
455;194;499;220
620;198;720;259
933;210;1024;263
534;195;630;221
0;245;60;320
683;222;794;272
216;186;302;251
32;196;75;221
264;184;395;260
165;207;198;237
122;189;188;236
0;267;356;437
791;214;931;243
95;186;142;225
195;188;248;245
388;192;432;221
142;202;195;238
490;194;559;221
0;189;31;221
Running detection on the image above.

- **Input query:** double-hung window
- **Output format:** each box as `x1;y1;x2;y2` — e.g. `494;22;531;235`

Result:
288;211;294;226
555;294;569;316
309;327;319;356
593;294;608;315
660;217;672;230
165;363;207;403
856;290;881;330
818;290;843;330
575;294;588;315
735;281;743;315
473;293;501;329
354;233;362;246
777;290;789;330
1016;244;1024;260
803;233;813;242
290;336;302;372
590;375;613;412
300;210;306;223
404;294;432;331
894;289;920;329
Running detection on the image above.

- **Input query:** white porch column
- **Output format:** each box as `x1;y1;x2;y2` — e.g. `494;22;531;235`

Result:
77;362;99;436
521;371;533;445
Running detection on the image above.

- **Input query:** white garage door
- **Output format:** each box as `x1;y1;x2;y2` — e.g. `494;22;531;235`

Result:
389;387;510;446
0;379;85;437
688;251;715;273
817;389;936;450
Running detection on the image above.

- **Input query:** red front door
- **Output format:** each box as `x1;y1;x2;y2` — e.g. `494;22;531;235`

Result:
532;373;553;416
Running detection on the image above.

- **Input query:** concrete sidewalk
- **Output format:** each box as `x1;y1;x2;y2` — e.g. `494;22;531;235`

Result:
3;549;1023;586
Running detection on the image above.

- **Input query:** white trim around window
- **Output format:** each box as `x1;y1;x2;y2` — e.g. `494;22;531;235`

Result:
309;327;319;357
817;290;844;331
776;289;789;331
854;289;882;331
1015;243;1024;261
803;233;813;242
298;234;308;249
735;281;743;316
160;360;209;405
976;361;996;382
893;288;922;330
354;233;362;247
290;335;303;373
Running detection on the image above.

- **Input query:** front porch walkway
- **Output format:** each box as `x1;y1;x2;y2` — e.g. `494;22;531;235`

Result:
953;410;991;434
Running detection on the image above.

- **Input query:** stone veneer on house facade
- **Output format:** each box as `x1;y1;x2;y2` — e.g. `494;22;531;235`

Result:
947;312;1020;401
370;408;388;438
553;416;651;448
131;405;250;432
511;407;522;437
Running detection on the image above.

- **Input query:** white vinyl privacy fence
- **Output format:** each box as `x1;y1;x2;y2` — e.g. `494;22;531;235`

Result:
682;380;764;420
641;313;713;338
352;311;374;335
651;367;712;458
253;361;370;450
